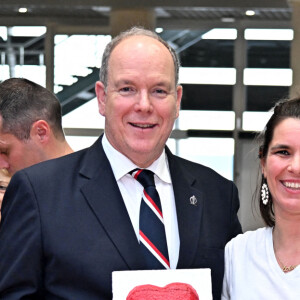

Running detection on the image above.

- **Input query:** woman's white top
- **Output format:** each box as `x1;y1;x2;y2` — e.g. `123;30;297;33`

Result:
222;227;300;300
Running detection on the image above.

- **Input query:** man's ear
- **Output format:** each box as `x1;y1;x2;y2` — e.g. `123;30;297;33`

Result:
95;81;106;116
175;85;183;118
30;120;50;143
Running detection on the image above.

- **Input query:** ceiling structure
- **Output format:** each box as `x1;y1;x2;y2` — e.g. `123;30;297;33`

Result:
0;0;291;28
0;0;292;114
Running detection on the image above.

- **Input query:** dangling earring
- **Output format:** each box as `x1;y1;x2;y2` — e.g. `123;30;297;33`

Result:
261;178;269;205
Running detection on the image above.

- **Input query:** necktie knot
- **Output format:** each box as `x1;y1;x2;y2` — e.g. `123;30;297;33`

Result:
131;169;155;188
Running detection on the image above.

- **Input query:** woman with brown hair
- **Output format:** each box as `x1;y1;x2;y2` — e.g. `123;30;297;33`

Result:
222;97;300;299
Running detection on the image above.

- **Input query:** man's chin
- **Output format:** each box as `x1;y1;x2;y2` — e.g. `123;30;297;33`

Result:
126;146;163;167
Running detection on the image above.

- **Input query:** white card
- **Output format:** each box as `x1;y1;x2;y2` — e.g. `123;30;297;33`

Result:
112;268;212;299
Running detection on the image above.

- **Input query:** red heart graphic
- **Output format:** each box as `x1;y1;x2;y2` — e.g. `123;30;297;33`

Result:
126;282;199;300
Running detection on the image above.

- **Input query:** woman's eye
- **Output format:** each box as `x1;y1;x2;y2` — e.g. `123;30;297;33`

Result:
276;150;289;155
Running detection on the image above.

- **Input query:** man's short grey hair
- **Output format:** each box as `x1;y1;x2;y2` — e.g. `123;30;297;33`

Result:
99;26;180;88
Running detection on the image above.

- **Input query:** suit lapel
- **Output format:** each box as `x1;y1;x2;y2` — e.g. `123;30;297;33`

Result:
79;137;145;269
166;147;204;268
78;139;204;270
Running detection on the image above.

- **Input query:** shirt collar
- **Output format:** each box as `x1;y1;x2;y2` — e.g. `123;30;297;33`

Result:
102;133;171;183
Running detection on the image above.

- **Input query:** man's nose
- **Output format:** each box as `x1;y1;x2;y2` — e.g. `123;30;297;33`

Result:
135;91;153;112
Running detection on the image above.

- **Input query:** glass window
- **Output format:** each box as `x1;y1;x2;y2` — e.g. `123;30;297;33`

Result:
174;137;234;180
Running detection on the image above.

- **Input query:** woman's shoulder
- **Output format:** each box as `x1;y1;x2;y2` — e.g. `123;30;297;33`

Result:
226;226;271;251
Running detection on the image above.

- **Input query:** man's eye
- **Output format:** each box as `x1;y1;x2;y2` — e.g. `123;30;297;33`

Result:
153;89;168;97
119;87;134;94
0;185;7;191
121;87;130;92
155;89;166;94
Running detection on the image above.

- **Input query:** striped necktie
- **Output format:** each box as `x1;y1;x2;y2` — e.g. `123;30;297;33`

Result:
131;169;170;269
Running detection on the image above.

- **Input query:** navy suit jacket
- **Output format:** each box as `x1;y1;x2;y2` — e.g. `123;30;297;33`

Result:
0;136;241;299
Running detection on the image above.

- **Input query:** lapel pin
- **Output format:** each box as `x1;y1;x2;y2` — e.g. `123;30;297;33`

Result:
190;195;197;206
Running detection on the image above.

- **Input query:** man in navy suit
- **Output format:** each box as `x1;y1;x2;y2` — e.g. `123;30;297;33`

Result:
0;27;241;300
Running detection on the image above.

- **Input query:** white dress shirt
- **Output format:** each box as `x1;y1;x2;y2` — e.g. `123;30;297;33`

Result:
102;134;180;269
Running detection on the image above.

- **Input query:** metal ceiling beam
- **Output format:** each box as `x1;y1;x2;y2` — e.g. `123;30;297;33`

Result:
0;17;109;27
63;127;258;139
0;17;291;30
176;34;205;54
158;19;292;29
0;0;290;8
